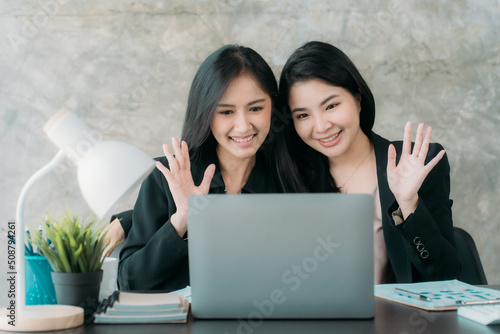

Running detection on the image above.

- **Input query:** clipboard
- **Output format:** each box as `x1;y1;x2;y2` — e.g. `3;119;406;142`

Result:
375;279;500;312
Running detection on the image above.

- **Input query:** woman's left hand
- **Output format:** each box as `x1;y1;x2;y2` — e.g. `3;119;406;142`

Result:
387;122;445;220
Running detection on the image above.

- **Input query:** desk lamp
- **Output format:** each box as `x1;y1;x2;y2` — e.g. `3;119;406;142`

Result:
0;109;155;331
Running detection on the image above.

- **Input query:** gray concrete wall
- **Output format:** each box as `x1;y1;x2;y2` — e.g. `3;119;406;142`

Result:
1;0;499;306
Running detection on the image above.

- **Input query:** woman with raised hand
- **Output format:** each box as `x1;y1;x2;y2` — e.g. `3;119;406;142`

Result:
117;44;304;290
279;41;459;283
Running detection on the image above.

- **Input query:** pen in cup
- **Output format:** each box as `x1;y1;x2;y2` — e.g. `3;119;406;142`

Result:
25;227;34;256
35;224;43;254
44;213;51;245
395;288;432;302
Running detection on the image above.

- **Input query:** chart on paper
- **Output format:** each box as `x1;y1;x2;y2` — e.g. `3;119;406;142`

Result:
375;280;500;311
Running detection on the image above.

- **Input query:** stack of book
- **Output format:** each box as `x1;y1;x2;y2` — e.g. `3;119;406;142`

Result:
93;291;189;324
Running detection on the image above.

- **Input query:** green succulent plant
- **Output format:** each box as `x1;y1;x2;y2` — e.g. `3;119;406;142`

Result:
30;211;112;273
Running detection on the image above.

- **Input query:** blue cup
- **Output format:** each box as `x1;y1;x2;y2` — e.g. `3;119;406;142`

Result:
25;255;56;305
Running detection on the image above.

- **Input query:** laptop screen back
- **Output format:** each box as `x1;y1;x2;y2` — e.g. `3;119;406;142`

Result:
187;193;374;319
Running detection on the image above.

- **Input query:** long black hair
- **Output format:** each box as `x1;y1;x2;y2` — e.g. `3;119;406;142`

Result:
278;41;376;192
181;44;305;192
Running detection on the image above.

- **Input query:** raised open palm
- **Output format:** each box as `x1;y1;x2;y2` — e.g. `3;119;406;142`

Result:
387;122;445;217
155;137;215;236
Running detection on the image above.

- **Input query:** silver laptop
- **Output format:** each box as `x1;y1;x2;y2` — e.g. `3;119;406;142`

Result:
187;193;374;319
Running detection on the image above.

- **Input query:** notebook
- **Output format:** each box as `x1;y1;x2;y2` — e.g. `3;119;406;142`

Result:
93;291;189;324
187;193;374;319
458;304;500;325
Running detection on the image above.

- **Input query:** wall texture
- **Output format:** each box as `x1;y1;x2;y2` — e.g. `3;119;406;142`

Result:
0;0;499;306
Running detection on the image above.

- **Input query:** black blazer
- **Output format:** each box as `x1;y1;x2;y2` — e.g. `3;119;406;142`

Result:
371;132;460;283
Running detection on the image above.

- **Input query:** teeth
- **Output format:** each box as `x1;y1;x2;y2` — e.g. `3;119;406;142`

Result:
320;133;339;143
231;135;255;143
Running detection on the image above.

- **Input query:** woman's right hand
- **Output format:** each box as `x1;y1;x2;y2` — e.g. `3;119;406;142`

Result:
100;218;125;257
155;137;215;237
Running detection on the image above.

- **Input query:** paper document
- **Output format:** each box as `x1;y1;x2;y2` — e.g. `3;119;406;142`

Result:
375;280;500;311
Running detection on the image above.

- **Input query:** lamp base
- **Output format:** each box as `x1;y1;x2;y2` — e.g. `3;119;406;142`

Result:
0;305;84;332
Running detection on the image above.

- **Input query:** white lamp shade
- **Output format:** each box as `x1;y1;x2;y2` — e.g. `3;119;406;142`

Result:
43;109;155;219
78;140;155;219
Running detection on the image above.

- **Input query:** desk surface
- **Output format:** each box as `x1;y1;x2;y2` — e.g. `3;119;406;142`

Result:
12;286;500;334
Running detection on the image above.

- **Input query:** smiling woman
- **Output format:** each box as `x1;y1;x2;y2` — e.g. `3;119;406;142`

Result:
279;41;460;284
116;44;305;291
289;82;366;167
211;73;272;166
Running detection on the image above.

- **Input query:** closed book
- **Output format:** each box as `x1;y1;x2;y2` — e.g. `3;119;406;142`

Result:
93;291;188;324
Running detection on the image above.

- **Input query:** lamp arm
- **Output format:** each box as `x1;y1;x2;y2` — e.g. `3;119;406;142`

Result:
15;150;66;310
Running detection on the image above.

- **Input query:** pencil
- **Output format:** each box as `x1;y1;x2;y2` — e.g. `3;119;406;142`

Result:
25;227;34;256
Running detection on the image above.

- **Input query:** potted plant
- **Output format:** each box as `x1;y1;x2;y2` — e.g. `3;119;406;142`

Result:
30;211;114;318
